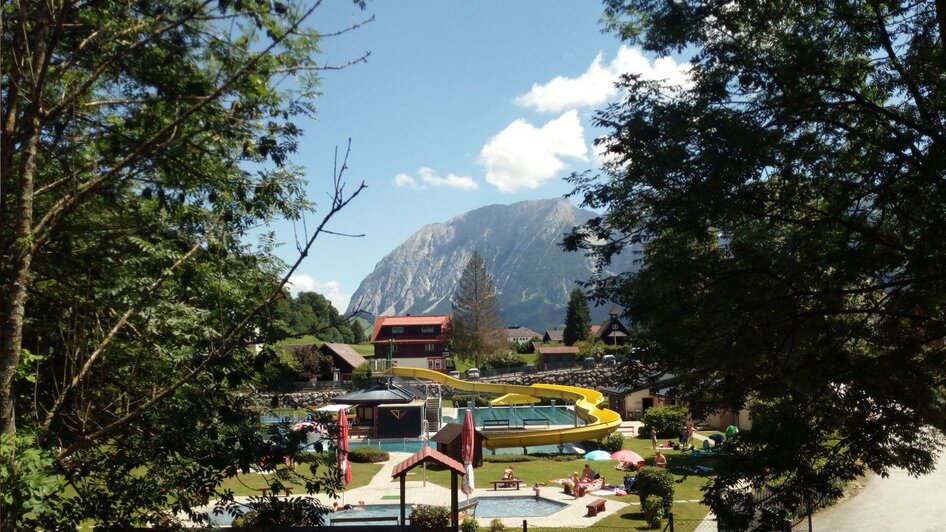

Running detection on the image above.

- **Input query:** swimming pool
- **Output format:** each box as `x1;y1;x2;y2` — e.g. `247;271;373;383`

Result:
349;439;435;453
443;405;586;428
204;496;568;526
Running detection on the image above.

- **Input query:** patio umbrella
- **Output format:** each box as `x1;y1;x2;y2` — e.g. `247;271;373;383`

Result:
460;408;475;498
338;409;351;486
611;449;644;464
584;450;612;461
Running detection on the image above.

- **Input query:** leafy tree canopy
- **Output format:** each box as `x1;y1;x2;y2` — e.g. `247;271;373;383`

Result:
568;0;946;525
0;0;368;527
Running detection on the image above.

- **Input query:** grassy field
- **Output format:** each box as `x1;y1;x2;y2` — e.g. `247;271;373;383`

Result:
405;434;717;529
217;461;383;496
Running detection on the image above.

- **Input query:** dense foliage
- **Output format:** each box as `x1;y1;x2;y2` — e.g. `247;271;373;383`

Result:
567;0;946;524
482;351;524;370
642;406;688;438
272;291;356;342
452;252;507;366
602;431;625;453
641;494;664;529
0;0;368;527
347;446;390;463
635;467;675;514
410;504;451;528
563;288;592;346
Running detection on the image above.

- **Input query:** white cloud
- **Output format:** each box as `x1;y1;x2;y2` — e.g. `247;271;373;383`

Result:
392;168;478;190
393;173;420;189
287;274;351;312
515;45;691;113
478;110;588;193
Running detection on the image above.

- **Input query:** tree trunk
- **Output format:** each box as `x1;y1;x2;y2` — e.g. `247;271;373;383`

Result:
0;6;52;435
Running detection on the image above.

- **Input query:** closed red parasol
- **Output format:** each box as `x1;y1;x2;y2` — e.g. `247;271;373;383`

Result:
460;408;475;496
338;409;351;485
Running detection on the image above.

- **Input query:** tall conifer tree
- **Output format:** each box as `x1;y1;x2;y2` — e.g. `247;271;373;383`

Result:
451;252;506;367
563;288;591;346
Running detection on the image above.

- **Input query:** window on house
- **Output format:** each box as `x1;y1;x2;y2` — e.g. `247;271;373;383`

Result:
391;326;404;334
612;324;619;330
434;359;442;369
427;359;434;369
425;343;435;352
421;326;435;333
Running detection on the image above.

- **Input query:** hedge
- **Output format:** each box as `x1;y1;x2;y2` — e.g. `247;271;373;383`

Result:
347;446;389;463
642;405;688;438
636;466;675;514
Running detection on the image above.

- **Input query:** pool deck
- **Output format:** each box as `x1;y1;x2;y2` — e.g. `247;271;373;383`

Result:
342;452;630;529
190;451;630;528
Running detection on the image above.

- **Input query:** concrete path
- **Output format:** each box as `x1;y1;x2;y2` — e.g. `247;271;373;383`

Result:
812;453;946;532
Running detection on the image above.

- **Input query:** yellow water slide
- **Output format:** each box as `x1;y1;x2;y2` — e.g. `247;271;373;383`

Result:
388;367;622;450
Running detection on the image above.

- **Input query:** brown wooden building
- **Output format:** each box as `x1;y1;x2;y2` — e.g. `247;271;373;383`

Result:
370;315;452;371
430;423;486;467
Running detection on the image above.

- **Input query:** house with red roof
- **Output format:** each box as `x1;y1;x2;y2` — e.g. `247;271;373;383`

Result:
370;315;452;371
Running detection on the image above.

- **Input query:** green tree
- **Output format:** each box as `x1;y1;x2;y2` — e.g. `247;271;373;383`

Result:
563;288;591;346
0;0;369;527
567;0;946;525
351;319;366;344
451;252;506;367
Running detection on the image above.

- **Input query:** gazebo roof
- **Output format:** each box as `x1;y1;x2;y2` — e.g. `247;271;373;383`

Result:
333;383;417;404
391;446;465;478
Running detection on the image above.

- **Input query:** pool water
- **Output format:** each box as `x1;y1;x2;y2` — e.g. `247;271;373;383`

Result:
444;405;585;428
204;496;567;526
348;439;436;453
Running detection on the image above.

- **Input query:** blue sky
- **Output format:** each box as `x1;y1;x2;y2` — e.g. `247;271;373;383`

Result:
277;1;689;312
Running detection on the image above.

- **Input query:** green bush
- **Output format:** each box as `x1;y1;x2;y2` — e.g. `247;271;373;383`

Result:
351;362;372;387
636;466;675;514
347;446;389;463
451;394;490;407
483;455;536;463
238;498;324;526
603;432;625;453
411;504;450;528
482;351;524;369
460;516;480;532
488;518;506;531
642;494;664;528
642;405;688;438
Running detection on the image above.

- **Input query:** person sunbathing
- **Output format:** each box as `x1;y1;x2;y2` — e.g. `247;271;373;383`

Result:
654;451;668;468
580;464;596;482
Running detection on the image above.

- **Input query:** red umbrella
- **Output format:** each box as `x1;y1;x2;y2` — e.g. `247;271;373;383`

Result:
338;409;351;486
611;449;645;468
460;408;475;497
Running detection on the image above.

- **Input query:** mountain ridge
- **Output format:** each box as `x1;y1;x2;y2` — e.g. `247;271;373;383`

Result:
346;198;633;331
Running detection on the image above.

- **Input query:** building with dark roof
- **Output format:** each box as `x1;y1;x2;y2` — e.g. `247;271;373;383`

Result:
535;345;579;365
430;423;486;467
318;343;367;381
594;307;629;346
371;315;452;372
542;328;564;343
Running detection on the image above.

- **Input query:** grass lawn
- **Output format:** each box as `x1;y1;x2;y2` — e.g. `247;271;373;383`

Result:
410;435;718;530
217;461;383;496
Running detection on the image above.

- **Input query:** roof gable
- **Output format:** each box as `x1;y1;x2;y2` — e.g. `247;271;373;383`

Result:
391;446;465;477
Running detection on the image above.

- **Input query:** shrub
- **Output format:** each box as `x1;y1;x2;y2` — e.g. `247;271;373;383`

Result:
460;516;480;532
238;497;325;526
411;504;450;528
451;394;490;407
488;518;506;531
351;362;372;387
483;455;536;463
482;351;523;369
603;432;625;453
642;405;688;438
347;446;389;463
636;466;675;514
642;494;664;528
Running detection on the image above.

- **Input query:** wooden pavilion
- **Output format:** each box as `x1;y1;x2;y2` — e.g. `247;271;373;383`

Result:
390;446;466;532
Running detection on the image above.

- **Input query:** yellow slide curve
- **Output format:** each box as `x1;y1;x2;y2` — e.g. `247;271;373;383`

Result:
388;367;622;450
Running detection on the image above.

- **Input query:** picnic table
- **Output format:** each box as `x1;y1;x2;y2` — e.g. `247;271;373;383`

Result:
489;479;524;490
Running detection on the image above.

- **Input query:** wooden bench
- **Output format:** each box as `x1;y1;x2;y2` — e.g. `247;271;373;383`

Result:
482;419;509;429
585;498;606;517
522;418;550;427
489;479;523;490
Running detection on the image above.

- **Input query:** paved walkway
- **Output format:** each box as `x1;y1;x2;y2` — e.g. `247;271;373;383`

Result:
811;453;946;532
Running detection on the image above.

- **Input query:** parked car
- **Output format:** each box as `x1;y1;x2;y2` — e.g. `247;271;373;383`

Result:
602;354;617;365
447;370;461;378
466;368;481;379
